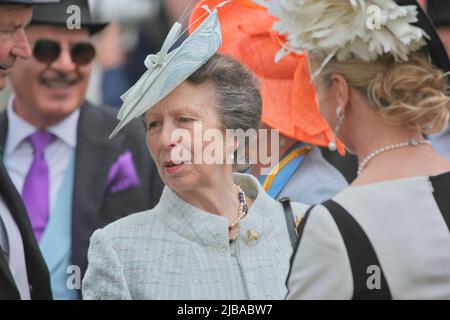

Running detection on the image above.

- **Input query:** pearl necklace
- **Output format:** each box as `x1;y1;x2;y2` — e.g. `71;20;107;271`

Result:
229;184;248;241
357;139;432;176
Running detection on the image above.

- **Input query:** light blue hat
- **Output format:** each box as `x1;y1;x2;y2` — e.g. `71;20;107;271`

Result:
110;2;228;138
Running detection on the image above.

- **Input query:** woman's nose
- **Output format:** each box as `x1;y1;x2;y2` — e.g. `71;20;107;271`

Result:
160;122;179;150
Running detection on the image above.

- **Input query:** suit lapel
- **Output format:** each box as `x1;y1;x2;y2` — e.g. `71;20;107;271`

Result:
0;111;8;159
71;102;125;275
0;164;20;298
0;112;23;298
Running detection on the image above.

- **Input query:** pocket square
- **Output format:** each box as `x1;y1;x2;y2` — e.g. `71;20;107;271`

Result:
107;151;140;193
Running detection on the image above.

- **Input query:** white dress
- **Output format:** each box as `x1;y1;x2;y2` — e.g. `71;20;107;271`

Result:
287;171;450;300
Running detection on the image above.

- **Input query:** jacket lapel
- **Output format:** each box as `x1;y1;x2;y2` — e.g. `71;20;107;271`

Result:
0;111;8;159
71;102;125;275
0;163;20;298
0;172;19;299
0;112;10;286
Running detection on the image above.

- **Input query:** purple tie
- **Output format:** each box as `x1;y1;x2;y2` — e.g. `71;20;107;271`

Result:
22;131;55;241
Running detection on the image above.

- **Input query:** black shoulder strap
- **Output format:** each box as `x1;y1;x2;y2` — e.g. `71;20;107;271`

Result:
285;204;314;294
322;200;392;300
279;197;297;248
429;174;450;233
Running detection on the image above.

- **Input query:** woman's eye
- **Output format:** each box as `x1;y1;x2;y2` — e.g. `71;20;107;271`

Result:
179;117;194;123
147;121;160;130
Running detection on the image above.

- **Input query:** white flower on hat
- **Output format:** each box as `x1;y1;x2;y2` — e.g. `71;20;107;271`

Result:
254;0;429;76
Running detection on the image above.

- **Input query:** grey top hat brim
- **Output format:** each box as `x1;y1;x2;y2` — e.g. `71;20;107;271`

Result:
0;0;60;4
29;19;108;35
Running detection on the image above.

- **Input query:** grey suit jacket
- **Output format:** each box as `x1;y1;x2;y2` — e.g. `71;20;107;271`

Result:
0;101;164;279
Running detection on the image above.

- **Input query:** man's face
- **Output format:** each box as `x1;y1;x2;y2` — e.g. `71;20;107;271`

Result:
0;5;33;89
9;25;93;129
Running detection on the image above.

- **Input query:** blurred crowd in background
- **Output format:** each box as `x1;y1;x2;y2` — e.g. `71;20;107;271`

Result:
0;0;202;108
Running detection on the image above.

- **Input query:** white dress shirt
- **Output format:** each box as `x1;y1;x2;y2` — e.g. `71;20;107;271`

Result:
4;95;79;215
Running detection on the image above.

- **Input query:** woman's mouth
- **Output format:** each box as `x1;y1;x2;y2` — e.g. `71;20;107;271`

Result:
163;160;185;173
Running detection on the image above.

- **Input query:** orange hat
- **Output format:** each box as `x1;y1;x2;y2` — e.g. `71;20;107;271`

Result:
189;0;344;153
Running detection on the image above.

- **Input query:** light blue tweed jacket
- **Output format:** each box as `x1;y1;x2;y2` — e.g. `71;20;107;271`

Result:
82;173;308;300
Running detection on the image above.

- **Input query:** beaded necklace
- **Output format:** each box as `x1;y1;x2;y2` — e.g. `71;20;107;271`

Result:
229;184;248;242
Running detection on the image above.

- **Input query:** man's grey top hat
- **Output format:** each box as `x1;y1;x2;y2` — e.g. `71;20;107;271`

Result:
0;0;59;4
427;0;450;27
30;0;108;34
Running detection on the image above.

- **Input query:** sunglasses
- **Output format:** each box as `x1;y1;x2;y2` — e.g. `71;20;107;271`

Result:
33;39;96;66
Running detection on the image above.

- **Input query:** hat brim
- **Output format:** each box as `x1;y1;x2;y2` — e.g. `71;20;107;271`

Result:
29;20;108;35
0;0;59;4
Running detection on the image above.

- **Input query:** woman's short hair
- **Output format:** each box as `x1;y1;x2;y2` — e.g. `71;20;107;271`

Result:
187;53;262;171
317;52;450;135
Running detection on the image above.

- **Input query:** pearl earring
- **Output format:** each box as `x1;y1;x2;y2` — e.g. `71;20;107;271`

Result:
328;106;345;152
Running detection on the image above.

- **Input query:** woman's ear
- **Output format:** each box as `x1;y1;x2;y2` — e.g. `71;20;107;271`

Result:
331;74;351;114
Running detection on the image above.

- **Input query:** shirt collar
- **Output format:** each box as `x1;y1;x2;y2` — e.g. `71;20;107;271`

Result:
5;94;80;155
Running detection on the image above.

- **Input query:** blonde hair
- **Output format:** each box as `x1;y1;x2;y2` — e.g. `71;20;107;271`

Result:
318;53;450;135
